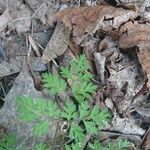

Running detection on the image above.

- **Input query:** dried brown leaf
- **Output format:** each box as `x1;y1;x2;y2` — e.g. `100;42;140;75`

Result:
137;46;150;88
118;22;150;48
118;22;150;87
48;5;138;44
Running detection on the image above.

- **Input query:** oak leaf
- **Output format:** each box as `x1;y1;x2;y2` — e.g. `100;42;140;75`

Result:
48;5;138;44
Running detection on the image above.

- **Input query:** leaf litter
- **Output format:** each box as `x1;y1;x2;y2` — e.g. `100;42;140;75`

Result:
0;0;150;149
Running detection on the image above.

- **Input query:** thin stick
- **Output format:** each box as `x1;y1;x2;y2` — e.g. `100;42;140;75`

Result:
0;82;6;97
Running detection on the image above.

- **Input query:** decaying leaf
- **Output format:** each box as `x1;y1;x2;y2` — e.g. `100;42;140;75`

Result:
140;0;150;22
100;131;142;146
116;0;145;7
111;115;145;136
142;128;150;150
118;22;150;49
0;57;23;78
0;8;12;32
48;5;138;44
137;47;150;88
42;23;70;63
94;52;106;83
118;22;150;87
108;67;142;113
0;37;5;62
0;56;47;78
15;3;31;33
99;36;117;52
34;2;49;25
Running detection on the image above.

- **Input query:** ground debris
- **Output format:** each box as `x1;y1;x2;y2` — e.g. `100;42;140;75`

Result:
48;5;138;44
0;0;150;149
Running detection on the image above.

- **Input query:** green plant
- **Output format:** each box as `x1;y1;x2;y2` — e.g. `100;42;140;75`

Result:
0;133;17;150
15;54;131;149
88;139;131;150
106;139;131;150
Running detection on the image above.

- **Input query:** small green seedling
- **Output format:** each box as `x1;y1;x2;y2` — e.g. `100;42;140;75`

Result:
0;55;131;150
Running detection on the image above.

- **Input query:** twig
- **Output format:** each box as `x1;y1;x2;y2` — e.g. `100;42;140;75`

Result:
28;35;41;57
0;82;6;97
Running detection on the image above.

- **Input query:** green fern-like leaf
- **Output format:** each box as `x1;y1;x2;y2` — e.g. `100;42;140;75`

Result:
0;133;17;150
33;143;48;150
88;140;104;150
70;55;90;73
17;96;41;122
42;73;67;95
69;123;85;143
60;55;92;82
47;101;60;118
79;101;89;119
32;121;49;136
61;101;78;121
60;66;72;80
117;139;130;149
72;81;97;103
90;105;110;128
83;120;98;135
16;54;113;150
65;145;72;150
77;72;93;82
65;143;80;150
17;96;60;122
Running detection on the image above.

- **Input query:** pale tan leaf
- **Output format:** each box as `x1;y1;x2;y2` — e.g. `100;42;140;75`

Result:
42;23;70;63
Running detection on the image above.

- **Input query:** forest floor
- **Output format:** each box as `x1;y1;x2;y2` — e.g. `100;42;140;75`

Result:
0;0;150;149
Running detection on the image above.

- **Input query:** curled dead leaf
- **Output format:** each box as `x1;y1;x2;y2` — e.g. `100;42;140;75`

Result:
118;22;150;88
